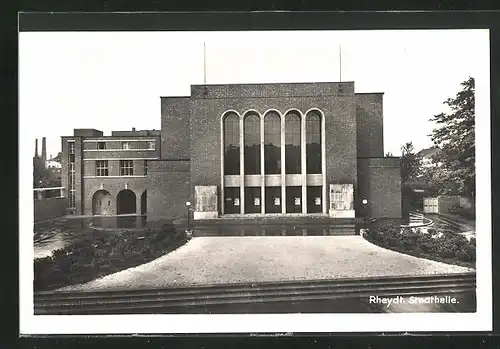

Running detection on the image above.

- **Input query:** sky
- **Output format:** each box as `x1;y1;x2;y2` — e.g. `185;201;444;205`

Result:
19;30;489;158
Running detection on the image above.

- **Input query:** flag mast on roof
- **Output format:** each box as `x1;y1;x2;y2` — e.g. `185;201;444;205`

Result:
203;41;208;96
339;44;342;82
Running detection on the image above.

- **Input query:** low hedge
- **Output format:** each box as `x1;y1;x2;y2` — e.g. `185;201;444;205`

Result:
34;223;187;291
363;225;475;268
448;204;476;220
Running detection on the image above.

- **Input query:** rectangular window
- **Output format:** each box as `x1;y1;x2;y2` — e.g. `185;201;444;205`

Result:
96;160;109;176
122;142;131;150
69;154;75;163
147;141;155;150
120;160;134;176
97;142;106;150
144;160;148;175
68;141;75;154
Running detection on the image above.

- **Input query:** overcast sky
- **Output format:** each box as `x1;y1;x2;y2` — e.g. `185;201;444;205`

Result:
19;30;488;158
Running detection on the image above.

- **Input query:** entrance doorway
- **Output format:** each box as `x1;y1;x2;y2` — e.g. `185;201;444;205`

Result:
265;186;281;213
117;189;136;215
92;190;112;215
244;187;261;214
286;186;302;213
307;186;322;213
224;187;240;214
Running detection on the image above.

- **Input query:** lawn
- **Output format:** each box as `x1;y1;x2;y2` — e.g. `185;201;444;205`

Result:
363;225;475;269
34;222;188;291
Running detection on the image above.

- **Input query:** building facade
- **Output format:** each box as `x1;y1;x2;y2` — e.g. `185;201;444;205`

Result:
61;82;402;220
61;128;161;216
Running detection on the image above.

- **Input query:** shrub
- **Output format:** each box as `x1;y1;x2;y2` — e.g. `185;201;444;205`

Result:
364;225;475;267
34;224;187;291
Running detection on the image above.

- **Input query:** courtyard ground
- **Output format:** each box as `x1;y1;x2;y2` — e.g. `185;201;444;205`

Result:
58;235;473;291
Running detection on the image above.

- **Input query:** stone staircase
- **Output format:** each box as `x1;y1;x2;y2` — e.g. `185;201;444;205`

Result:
34;272;476;315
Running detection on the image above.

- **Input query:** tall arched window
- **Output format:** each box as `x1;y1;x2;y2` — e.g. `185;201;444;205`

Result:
244;112;261;175
223;112;240;175
285;111;301;174
306;110;322;174
264;111;281;174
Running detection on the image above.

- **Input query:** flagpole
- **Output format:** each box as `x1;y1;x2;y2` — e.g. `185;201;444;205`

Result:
339;44;342;82
203;41;207;85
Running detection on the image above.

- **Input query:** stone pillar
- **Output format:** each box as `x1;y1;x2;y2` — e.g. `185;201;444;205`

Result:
321;112;327;214
280;112;286;214
240;114;245;214
136;191;141;216
301;112;307;214
220;116;225;215
60;188;65;198
260;114;265;214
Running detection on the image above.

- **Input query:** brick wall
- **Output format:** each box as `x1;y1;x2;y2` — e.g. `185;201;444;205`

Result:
186;83;358;209
147;160;191;221
161;97;191;159
357;157;402;218
82;177;150;215
356;93;384;157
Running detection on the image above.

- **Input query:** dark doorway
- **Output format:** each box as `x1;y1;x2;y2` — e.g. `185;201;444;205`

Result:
224;187;240;214
117;189;136;215
286;186;302;213
307;186;322;213
244;187;261;214
265;186;281;213
141;190;147;215
92;190;112;215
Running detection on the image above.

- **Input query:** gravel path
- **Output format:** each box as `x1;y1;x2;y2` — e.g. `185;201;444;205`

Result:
58;236;474;291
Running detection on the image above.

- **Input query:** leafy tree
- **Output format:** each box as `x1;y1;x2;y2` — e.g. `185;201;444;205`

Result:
400;142;423;214
53;152;62;162
400;142;422;185
429;77;475;198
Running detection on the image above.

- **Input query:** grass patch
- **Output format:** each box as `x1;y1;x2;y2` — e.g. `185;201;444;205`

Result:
34;223;188;291
363;225;475;269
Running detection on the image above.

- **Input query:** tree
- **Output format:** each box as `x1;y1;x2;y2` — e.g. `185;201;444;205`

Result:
400;142;422;185
429;77;475;198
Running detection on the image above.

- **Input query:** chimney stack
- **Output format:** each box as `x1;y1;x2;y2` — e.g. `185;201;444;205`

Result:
35;139;39;158
132;127;136;132
42;137;47;162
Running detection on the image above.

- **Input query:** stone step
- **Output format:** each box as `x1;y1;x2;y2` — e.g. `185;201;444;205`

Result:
34;273;475;314
36;273;475;301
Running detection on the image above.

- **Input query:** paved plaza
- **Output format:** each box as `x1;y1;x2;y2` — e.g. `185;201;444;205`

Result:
59;236;474;291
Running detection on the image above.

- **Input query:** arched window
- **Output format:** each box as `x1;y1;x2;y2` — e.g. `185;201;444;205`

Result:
306;110;322;174
264;111;281;174
223;112;240;175
285;111;301;174
244;112;261;175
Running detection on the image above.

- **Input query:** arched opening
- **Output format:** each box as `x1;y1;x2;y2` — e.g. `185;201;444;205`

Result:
117;189;136;215
306;110;322;174
92;190;112;216
223;112;240;175
244;111;261;175
285;111;301;174
264;111;281;174
141;190;147;215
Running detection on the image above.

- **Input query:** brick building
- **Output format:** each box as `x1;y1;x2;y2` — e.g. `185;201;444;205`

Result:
61;81;402;220
61;128;161;216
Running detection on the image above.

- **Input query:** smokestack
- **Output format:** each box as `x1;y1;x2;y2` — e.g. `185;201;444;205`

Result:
35;139;38;158
42;137;47;162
